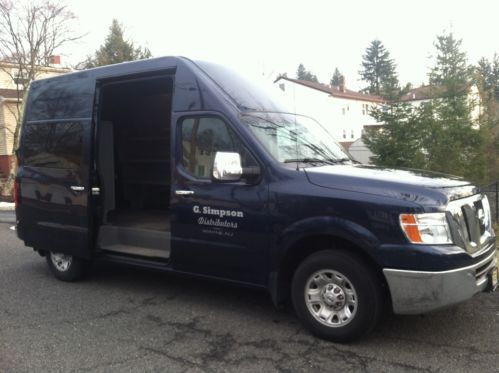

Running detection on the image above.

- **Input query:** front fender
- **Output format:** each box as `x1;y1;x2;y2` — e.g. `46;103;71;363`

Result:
267;215;382;308
272;215;381;269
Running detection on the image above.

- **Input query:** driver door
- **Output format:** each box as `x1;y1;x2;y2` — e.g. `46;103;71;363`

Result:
171;115;269;284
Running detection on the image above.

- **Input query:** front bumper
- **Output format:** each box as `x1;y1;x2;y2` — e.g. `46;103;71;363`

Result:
383;249;497;314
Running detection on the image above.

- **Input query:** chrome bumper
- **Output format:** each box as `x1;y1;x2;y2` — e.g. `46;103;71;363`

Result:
383;249;497;314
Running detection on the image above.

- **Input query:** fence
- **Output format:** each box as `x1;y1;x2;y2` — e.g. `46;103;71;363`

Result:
481;181;499;224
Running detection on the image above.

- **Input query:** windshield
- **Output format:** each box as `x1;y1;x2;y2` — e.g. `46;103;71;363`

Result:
242;112;350;164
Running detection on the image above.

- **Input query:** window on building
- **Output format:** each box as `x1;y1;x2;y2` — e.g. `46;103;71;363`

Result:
342;108;346;115
351;130;354;139
343;130;346;139
11;68;29;86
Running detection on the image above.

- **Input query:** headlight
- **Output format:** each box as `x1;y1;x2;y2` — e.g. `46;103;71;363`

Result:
399;213;452;244
481;195;492;232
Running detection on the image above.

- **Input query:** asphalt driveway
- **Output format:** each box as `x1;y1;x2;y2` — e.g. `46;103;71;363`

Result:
0;222;497;372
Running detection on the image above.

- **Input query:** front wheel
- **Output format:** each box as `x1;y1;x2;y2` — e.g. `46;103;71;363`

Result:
46;252;90;281
292;250;383;343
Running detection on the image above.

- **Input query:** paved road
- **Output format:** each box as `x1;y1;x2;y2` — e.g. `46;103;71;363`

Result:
0;223;498;372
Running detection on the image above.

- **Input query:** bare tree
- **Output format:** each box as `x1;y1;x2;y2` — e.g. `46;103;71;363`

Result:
0;0;81;196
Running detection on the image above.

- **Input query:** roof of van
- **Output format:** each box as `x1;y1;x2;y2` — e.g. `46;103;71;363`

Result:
31;56;186;85
28;56;290;114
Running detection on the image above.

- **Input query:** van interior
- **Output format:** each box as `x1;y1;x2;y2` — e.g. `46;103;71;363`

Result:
96;75;173;260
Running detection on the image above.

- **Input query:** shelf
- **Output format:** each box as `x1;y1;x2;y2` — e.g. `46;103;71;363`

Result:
123;179;170;186
128;136;170;141
124;159;170;164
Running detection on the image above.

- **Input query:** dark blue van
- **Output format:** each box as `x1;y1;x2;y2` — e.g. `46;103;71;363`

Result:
15;57;498;342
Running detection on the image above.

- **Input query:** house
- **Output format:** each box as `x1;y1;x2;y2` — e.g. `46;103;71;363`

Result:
0;58;70;176
399;84;482;122
273;76;385;150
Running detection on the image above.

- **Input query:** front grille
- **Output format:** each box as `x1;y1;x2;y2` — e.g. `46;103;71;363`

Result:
474;252;497;286
447;194;494;255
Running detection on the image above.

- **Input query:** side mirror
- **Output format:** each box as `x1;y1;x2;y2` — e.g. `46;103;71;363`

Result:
212;152;243;181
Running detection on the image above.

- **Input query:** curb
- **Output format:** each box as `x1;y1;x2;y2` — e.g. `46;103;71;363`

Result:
0;211;15;224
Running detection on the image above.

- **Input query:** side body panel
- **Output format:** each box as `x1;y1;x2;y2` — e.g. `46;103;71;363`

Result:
17;75;96;257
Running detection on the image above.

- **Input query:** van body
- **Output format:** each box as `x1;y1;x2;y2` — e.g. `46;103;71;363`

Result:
15;57;498;342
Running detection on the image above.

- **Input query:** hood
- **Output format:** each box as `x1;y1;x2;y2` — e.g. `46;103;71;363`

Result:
305;164;478;206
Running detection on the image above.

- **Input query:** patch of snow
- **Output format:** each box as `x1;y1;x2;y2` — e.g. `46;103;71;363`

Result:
0;202;14;211
0;202;15;211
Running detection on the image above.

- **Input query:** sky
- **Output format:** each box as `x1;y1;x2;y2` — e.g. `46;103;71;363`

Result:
63;0;499;91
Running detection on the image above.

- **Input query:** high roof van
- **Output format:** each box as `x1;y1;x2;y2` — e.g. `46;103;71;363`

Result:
15;57;498;342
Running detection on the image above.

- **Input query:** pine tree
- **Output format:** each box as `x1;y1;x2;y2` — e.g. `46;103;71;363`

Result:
426;32;484;181
296;63;319;83
475;55;499;181
363;103;431;168
330;68;342;86
363;32;487;183
429;33;469;98
359;40;400;100
477;54;499;100
84;19;151;68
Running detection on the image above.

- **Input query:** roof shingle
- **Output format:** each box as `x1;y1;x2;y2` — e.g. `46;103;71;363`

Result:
275;76;385;103
0;88;19;99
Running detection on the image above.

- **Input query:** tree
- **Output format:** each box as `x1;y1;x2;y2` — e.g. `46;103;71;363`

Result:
330;67;342;86
476;54;499;101
475;55;499;181
84;19;151;68
363;103;431;168
0;0;81;196
426;32;484;181
296;63;318;83
359;39;400;100
363;32;486;183
429;33;470;97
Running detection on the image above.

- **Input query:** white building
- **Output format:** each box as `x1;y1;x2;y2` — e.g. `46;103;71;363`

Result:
273;76;385;149
399;84;482;122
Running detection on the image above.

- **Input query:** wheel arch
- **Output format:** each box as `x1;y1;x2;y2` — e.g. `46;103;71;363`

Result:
268;222;390;308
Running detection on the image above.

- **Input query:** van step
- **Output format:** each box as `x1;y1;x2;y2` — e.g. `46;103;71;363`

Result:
100;251;171;270
98;225;170;259
100;244;170;259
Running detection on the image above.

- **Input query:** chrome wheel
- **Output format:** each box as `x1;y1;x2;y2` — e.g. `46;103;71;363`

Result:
50;252;73;272
305;269;358;327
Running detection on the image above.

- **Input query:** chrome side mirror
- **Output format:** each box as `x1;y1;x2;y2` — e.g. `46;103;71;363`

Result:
212;152;243;181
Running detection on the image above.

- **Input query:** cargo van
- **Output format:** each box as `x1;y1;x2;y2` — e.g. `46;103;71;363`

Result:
16;57;498;342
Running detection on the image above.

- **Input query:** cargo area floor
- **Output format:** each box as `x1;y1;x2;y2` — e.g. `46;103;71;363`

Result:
98;211;171;259
107;209;171;231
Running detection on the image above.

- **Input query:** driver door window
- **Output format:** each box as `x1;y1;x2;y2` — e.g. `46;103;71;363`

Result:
180;117;256;179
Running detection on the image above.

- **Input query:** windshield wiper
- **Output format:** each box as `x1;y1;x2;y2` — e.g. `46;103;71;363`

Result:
328;158;352;164
284;158;336;165
285;157;353;164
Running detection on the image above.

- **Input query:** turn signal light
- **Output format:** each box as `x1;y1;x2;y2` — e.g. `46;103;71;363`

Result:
399;213;452;245
400;214;422;243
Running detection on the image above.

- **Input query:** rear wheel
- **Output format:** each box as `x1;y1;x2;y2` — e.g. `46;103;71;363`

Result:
292;250;383;343
46;252;90;281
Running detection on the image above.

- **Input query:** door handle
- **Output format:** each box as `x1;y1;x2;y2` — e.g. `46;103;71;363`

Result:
175;190;195;196
70;185;85;192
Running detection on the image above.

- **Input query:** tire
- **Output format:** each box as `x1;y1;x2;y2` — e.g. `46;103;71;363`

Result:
46;251;90;282
291;250;383;343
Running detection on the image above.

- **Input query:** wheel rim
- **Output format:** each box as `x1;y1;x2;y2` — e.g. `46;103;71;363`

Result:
304;269;358;327
50;252;73;272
